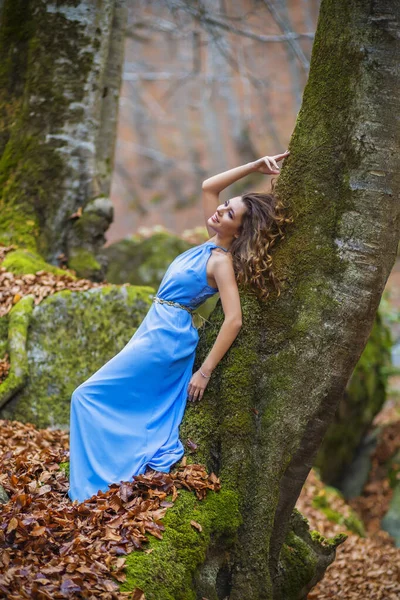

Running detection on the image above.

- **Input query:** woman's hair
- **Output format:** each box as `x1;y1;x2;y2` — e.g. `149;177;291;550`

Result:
230;183;293;301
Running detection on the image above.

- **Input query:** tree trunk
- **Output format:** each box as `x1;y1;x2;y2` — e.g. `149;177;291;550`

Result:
126;1;400;598
0;0;127;278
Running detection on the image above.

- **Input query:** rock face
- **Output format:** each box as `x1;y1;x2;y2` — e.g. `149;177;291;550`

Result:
0;0;127;279
0;285;153;428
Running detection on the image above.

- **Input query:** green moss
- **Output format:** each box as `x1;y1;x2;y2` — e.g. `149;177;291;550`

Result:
311;487;365;537
120;487;241;600
0;295;34;409
0;0;95;255
0;315;9;357
0;285;153;427
2;248;73;277
310;530;347;548
276;509;347;599
68;248;102;279
279;530;319;598
59;461;70;479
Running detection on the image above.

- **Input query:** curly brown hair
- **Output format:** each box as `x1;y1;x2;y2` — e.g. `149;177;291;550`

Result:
229;186;293;301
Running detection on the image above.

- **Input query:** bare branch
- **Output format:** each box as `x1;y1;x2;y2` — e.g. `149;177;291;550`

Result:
261;0;310;71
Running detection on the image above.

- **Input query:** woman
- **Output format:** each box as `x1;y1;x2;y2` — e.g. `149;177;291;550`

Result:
68;151;291;503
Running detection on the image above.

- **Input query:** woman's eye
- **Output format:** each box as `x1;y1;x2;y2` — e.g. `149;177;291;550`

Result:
224;200;233;218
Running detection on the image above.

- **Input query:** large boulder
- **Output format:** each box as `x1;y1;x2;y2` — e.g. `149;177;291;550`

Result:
0;285;153;428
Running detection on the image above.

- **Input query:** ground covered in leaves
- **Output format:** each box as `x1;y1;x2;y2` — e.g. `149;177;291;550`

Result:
0;417;399;599
299;405;400;600
297;470;400;599
0;419;220;599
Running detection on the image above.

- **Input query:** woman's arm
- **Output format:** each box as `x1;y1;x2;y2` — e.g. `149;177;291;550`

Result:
202;161;258;195
202;153;289;236
187;254;242;403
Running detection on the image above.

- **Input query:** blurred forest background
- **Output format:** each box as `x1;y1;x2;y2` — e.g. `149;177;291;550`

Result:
107;0;320;242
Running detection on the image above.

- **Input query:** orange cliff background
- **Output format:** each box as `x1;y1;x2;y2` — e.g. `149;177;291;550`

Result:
106;0;321;245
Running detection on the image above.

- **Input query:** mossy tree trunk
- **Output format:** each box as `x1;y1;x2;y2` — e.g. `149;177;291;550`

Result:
144;1;399;598
0;0;127;278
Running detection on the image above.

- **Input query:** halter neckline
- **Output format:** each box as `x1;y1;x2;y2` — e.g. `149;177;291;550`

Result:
206;240;229;252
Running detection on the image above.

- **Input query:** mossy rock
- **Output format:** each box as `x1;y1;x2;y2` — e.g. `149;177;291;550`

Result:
0;284;153;428
68;247;102;280
104;232;193;288
2;248;73;277
311;485;365;537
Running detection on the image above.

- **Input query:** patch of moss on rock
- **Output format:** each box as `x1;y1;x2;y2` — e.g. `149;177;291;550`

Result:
0;295;34;409
2;248;73;277
0;314;9;357
68;248;102;280
311;487;365;537
0;284;154;428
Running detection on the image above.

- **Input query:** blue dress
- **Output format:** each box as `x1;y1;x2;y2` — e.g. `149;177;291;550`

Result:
68;240;228;503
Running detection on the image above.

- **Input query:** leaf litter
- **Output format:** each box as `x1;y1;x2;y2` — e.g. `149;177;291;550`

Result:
0;419;220;599
297;439;400;599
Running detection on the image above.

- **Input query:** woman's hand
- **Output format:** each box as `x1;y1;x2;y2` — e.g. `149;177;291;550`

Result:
252;151;290;175
187;369;210;403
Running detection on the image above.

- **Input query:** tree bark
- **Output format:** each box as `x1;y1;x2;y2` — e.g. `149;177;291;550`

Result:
180;0;400;597
0;0;127;277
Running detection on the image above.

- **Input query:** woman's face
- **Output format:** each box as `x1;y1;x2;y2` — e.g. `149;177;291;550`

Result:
208;196;247;239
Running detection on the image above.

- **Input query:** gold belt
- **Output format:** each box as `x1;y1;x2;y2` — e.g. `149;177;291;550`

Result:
152;295;211;330
152;296;194;314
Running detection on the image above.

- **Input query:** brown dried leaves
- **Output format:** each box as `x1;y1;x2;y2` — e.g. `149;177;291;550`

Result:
297;469;400;599
0;419;220;599
0;244;106;318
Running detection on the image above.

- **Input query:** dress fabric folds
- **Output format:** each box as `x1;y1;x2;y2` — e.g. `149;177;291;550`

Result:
68;240;227;502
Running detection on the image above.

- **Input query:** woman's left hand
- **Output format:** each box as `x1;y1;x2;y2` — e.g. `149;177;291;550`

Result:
252;151;290;175
187;370;210;403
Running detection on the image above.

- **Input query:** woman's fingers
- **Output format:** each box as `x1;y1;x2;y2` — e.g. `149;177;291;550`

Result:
270;158;280;171
275;151;290;161
263;157;273;171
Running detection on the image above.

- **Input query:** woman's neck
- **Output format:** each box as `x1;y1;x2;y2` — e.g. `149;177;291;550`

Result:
210;235;232;251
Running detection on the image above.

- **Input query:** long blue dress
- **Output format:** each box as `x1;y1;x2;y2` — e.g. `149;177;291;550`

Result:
67;239;228;502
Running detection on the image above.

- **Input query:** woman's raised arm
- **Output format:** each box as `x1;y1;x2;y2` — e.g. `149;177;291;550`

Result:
201;152;289;234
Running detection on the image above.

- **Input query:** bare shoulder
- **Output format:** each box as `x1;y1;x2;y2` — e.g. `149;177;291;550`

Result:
210;248;234;266
209;249;235;281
